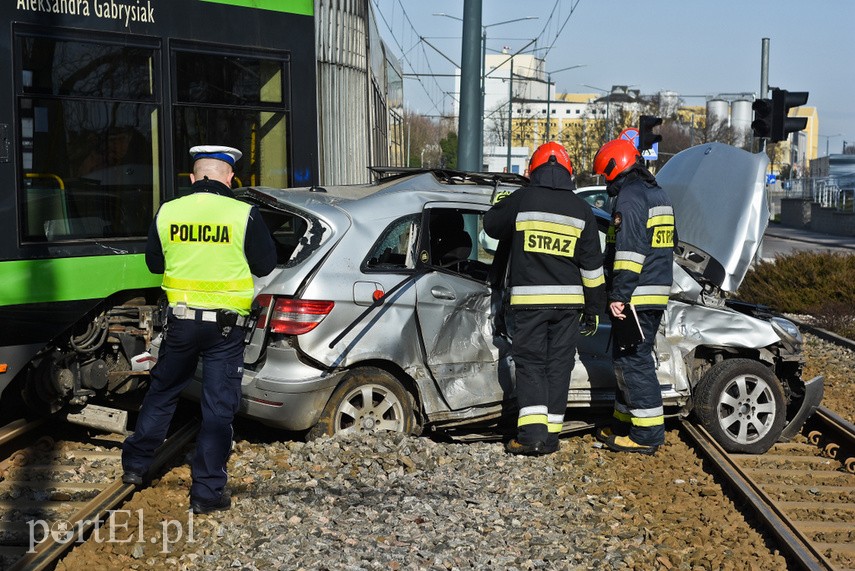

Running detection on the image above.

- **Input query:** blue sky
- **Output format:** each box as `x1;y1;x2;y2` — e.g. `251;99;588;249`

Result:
373;0;855;151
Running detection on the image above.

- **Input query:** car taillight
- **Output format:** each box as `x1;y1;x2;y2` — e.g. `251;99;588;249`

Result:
257;296;334;335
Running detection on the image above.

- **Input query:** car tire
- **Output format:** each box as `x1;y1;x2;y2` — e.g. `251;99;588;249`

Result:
693;358;786;454
307;367;416;440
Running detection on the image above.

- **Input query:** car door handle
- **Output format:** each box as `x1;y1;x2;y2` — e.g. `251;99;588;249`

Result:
431;286;456;300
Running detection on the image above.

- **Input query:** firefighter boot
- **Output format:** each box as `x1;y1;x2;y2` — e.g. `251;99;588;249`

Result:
604;434;659;455
595;421;630;443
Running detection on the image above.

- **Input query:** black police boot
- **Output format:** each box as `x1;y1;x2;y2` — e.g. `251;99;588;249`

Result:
122;471;145;486
190;493;232;515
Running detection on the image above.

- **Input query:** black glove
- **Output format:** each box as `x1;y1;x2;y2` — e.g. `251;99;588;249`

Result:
580;314;599;337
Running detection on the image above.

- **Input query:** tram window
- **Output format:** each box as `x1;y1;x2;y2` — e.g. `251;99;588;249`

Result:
175;52;286;106
173;48;290;190
20;37;155;100
17;34;160;243
174;107;288;191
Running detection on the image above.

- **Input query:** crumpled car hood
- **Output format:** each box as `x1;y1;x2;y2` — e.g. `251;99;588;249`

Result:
657;143;770;293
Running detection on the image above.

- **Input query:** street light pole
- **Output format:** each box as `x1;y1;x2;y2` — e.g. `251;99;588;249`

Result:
821;133;842;157
544;64;584;140
507;58;513;172
434;12;537;171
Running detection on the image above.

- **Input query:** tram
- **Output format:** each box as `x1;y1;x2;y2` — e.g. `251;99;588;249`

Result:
0;0;403;428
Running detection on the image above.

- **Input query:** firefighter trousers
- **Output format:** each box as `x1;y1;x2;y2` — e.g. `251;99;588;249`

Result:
612;309;665;446
511;308;580;446
122;313;244;503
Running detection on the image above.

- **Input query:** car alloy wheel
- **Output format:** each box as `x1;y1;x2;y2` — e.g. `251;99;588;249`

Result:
308;367;415;439
693;358;787;454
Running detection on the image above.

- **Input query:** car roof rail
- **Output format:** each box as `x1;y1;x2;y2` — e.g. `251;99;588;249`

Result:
368;166;529;187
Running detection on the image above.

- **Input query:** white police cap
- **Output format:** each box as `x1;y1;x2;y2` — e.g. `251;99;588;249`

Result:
189;145;242;166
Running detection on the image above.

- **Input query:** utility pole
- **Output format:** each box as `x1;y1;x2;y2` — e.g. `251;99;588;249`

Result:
457;0;482;172
756;37;770;264
506;58;513;173
759;38;769;154
546;72;552;140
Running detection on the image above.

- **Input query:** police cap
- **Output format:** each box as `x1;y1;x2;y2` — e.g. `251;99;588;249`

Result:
189;145;242;167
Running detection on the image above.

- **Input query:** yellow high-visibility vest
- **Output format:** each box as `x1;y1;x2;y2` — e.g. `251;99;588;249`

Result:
156;193;254;315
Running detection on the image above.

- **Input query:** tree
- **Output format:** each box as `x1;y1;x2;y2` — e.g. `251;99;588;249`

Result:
404;111;445;168
439;131;458;170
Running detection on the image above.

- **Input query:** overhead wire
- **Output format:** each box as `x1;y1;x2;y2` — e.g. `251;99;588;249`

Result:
373;0;583;116
371;0;449;115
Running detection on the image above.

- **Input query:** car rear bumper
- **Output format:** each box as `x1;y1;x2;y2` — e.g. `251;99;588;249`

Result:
184;344;345;431
241;344;347;430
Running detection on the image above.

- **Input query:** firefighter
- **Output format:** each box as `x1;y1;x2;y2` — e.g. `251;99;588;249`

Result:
122;145;277;514
593;138;675;455
484;142;605;456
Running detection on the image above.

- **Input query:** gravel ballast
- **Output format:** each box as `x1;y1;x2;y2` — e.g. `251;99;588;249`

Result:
57;331;853;570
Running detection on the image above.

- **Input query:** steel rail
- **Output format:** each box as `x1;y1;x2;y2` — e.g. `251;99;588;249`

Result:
9;419;199;571
0;418;47;448
806;406;855;474
681;420;835;571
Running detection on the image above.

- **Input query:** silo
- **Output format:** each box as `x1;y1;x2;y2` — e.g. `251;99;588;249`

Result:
731;99;752;132
706;98;728;127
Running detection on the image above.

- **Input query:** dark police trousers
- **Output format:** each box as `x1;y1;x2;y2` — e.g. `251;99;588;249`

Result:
511;308;580;446
612;309;666;447
122;311;244;503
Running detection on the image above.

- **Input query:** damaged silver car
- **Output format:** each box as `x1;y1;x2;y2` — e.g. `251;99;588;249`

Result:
184;143;823;454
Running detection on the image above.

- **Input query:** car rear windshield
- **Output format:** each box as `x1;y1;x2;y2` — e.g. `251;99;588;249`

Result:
257;205;323;268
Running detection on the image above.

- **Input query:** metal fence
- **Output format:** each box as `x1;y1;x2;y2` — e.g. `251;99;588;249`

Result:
782;176;855;212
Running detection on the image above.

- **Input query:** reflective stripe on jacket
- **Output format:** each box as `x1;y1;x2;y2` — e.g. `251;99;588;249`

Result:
156;193;254;314
483;163;606;315
606;172;674;310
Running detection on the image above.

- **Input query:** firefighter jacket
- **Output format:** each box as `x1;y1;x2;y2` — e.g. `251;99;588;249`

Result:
605;168;675;310
146;178;277;315
483;163;606;317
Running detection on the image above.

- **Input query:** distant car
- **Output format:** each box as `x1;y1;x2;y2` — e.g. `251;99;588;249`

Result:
574;185;610;211
183;146;822;453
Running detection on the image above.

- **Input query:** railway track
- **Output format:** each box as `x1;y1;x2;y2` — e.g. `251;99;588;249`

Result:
682;406;855;571
0;416;198;571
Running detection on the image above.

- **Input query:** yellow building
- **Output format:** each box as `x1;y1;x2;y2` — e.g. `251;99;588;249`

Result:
794;106;818;161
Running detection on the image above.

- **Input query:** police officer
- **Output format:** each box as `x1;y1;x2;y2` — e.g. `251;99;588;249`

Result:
122;145;276;514
485;142;605;456
592;139;675;455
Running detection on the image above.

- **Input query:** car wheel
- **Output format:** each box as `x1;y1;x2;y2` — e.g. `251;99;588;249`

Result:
693;358;786;454
307;368;416;440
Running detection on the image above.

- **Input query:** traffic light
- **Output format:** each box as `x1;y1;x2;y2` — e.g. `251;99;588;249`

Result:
638;115;662;152
751;98;773;139
770;88;809;143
